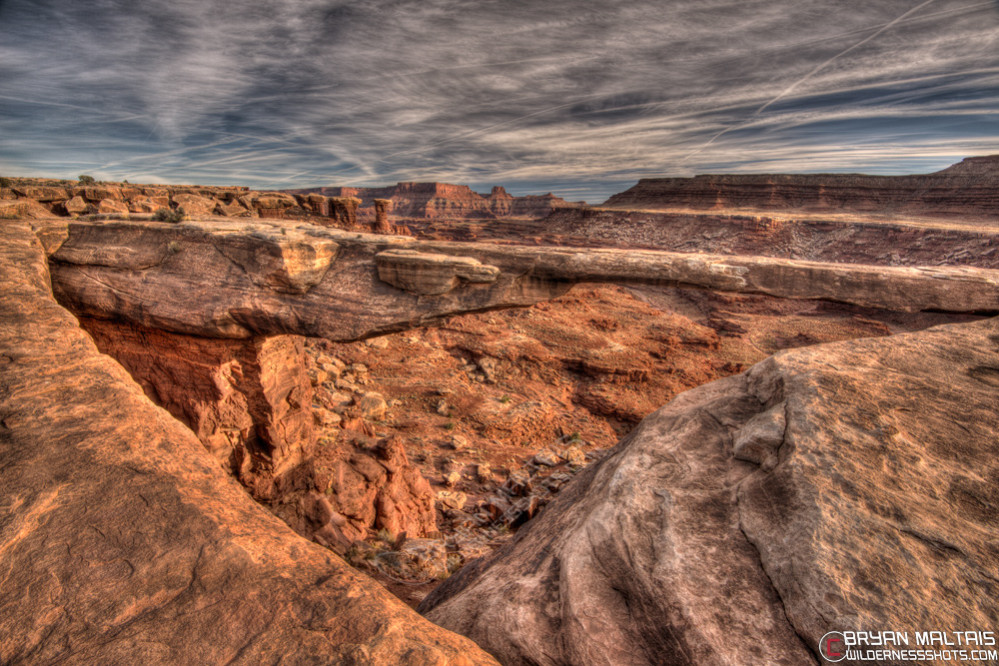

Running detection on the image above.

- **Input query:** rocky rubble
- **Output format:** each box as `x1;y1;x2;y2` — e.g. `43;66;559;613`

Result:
421;315;999;665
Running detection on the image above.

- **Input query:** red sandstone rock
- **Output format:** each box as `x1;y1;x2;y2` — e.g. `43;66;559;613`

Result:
290;181;583;220
603;155;999;221
374;197;394;233
79;318;439;546
541;207;999;268
0;220;498;665
98;198;129;215
329;196;361;228
422;316;999;665
171;192;216;217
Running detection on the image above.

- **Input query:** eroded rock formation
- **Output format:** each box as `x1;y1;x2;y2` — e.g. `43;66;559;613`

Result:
293;181;584;220
541;207;999;267
36;219;999;348
603;155;999;221
0;220;497;665
421;315;999;665
330;195;361;228
374;197;394;233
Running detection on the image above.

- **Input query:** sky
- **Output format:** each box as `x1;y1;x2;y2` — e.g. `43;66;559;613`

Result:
1;0;997;202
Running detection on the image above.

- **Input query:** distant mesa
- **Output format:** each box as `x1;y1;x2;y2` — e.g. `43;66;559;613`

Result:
286;181;586;220
602;155;999;220
0;177;585;226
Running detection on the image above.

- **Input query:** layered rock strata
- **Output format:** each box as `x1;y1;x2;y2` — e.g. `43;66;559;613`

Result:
37;220;999;347
292;181;584;219
374;197;393;233
421;316;999;665
0;220;497;665
0;178;355;222
330;196;361;228
542;207;999;267
603;155;999;220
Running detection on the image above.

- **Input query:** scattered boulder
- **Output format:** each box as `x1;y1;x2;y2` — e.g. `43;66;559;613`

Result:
438;490;468;511
532;450;561;467
357;391;388;421
97;198;129;215
172;193;216;217
63;195;90;215
380;538;450;581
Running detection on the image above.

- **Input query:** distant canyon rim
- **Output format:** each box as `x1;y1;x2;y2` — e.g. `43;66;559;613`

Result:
1;157;997;664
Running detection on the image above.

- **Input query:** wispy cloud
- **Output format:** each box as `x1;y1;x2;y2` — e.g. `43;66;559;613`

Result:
1;0;997;201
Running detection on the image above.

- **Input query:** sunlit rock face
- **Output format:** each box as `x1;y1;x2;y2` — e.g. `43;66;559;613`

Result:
421;316;999;666
0;220;498;665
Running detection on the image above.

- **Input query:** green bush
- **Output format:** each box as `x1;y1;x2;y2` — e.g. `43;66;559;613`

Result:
152;208;185;224
78;174;96;184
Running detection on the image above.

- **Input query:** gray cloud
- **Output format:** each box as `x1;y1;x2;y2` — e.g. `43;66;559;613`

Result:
1;0;997;200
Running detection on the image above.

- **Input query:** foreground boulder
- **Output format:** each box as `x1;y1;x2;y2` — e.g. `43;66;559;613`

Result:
0;220;496;664
421;316;999;665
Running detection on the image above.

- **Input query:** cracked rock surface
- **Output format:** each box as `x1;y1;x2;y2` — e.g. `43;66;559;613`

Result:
420;316;999;665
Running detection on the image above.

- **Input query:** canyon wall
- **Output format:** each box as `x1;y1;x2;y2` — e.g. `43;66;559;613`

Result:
541;207;999;267
603;155;999;220
290;181;583;219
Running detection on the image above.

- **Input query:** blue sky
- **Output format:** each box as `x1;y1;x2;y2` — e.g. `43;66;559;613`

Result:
1;0;997;201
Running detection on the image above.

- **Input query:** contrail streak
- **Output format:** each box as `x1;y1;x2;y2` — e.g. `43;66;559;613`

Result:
681;0;941;163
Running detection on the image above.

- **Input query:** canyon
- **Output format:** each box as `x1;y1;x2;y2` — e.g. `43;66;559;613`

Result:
287;182;584;220
1;158;997;664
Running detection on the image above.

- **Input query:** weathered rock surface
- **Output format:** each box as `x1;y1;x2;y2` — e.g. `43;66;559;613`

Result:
0;220;497;665
36;219;999;345
330;195;361;228
78;317;439;545
0;177;332;221
542;207;999;268
374;197;394;233
78;319;316;489
421;316;999;665
603;155;999;221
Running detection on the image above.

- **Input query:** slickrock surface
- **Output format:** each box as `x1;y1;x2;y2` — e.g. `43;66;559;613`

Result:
603;155;999;221
420;316;999;665
0;220;498;664
37;219;999;346
291;182;584;220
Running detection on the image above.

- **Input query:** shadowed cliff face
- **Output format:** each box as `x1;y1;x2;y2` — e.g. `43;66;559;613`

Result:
0;220;498;665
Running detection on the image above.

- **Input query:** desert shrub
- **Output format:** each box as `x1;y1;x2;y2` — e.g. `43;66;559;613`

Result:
0;177;11;188
78;174;96;184
152;207;185;224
